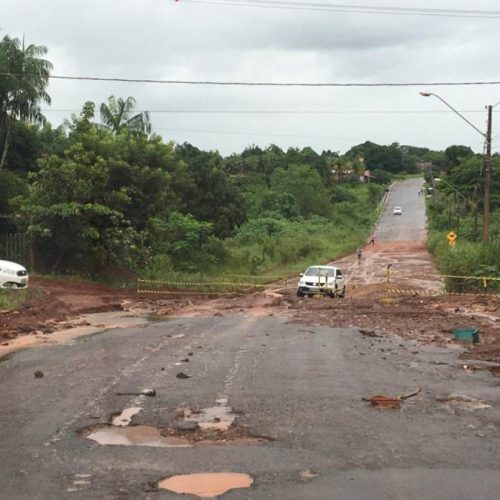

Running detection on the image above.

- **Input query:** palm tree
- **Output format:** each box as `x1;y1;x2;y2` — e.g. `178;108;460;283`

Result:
99;95;152;136
0;35;52;169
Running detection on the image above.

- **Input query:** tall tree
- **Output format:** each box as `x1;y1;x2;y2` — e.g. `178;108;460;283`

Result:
99;95;151;136
0;35;52;169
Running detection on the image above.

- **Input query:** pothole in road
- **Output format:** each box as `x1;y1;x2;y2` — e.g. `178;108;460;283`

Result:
112;407;142;427
158;472;254;498
85;425;192;447
81;403;270;447
83;423;268;447
177;404;236;431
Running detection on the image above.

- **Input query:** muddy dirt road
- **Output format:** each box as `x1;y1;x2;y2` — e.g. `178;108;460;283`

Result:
1;178;499;499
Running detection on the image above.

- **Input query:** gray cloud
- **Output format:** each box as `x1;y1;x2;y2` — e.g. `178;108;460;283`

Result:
2;0;500;154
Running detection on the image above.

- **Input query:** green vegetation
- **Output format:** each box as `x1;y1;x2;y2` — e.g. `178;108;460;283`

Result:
425;145;500;292
0;288;32;311
3;33;477;284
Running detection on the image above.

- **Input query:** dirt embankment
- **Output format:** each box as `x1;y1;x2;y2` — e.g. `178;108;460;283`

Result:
0;278;133;341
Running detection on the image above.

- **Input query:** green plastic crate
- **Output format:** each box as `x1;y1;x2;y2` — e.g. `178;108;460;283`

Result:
452;327;480;343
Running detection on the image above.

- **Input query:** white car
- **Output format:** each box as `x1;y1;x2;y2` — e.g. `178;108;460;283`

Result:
0;260;29;289
393;206;402;215
297;265;345;298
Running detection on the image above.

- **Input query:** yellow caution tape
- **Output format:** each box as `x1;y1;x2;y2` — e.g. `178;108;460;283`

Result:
136;289;246;296
137;279;267;287
387;289;499;297
442;274;500;281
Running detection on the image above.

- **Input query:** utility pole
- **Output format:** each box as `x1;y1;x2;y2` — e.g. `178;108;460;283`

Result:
419;92;495;243
483;105;492;243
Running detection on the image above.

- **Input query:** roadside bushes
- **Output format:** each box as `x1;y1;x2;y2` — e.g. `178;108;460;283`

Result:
428;232;500;292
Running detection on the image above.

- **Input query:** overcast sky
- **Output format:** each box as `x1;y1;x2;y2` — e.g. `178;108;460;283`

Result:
2;0;500;155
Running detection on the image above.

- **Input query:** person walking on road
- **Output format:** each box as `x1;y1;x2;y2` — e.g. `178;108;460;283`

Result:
369;233;376;246
357;246;363;263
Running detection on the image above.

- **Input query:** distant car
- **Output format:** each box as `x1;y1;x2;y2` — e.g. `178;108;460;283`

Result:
297;265;345;298
393;206;402;215
0;260;29;289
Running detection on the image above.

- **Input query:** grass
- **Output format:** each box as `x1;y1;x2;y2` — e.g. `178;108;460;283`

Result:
0;288;32;311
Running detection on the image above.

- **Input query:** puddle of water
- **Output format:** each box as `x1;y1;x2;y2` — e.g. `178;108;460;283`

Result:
112;407;142;427
158;472;253;498
86;425;192;447
182;405;236;431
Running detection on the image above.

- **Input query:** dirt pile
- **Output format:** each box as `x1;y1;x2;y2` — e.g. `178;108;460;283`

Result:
0;288;70;340
0;278;135;341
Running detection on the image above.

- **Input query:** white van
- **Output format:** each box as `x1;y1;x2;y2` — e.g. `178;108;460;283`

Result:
0;260;29;289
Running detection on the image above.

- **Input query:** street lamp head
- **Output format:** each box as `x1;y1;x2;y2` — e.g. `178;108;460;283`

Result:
419;91;432;97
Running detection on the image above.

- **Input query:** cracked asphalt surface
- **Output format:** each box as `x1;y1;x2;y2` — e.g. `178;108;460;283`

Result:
1;316;500;499
1;178;499;499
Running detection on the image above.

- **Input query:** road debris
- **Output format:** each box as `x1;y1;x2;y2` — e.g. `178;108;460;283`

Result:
174;421;198;431
34;370;44;378
363;388;421;409
116;388;156;397
462;364;477;374
300;469;319;481
359;329;381;337
436;394;492;410
176;372;191;379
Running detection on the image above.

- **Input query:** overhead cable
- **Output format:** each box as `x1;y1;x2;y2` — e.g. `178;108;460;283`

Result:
3;73;500;87
42;108;494;115
181;0;500;19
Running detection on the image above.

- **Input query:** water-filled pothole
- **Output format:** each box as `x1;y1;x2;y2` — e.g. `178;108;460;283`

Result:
86;425;192;447
82;402;270;447
112;407;142;427
158;472;253;498
179;404;236;431
83;423;269;447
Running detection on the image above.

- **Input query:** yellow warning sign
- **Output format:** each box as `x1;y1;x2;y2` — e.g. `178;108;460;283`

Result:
447;231;457;246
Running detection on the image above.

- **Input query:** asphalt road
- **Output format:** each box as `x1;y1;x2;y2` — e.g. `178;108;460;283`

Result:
376;178;426;241
1;179;500;499
2;315;500;499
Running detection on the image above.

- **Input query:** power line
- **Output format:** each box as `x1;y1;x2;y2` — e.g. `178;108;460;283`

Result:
182;0;500;19
41;108;495;115
2;73;500;87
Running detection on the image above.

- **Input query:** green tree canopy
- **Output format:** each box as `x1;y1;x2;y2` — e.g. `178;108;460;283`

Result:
100;95;151;136
0;35;52;168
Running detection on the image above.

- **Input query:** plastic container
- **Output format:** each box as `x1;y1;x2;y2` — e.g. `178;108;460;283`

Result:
452;327;480;343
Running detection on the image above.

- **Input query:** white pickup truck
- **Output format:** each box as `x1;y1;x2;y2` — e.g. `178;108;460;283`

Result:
297;265;345;298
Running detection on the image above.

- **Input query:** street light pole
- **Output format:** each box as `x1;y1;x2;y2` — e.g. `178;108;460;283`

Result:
419;91;493;243
434;177;475;208
483;105;492;242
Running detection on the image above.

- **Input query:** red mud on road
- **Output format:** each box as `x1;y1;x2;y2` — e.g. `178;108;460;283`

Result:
1;242;499;366
0;278;131;340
